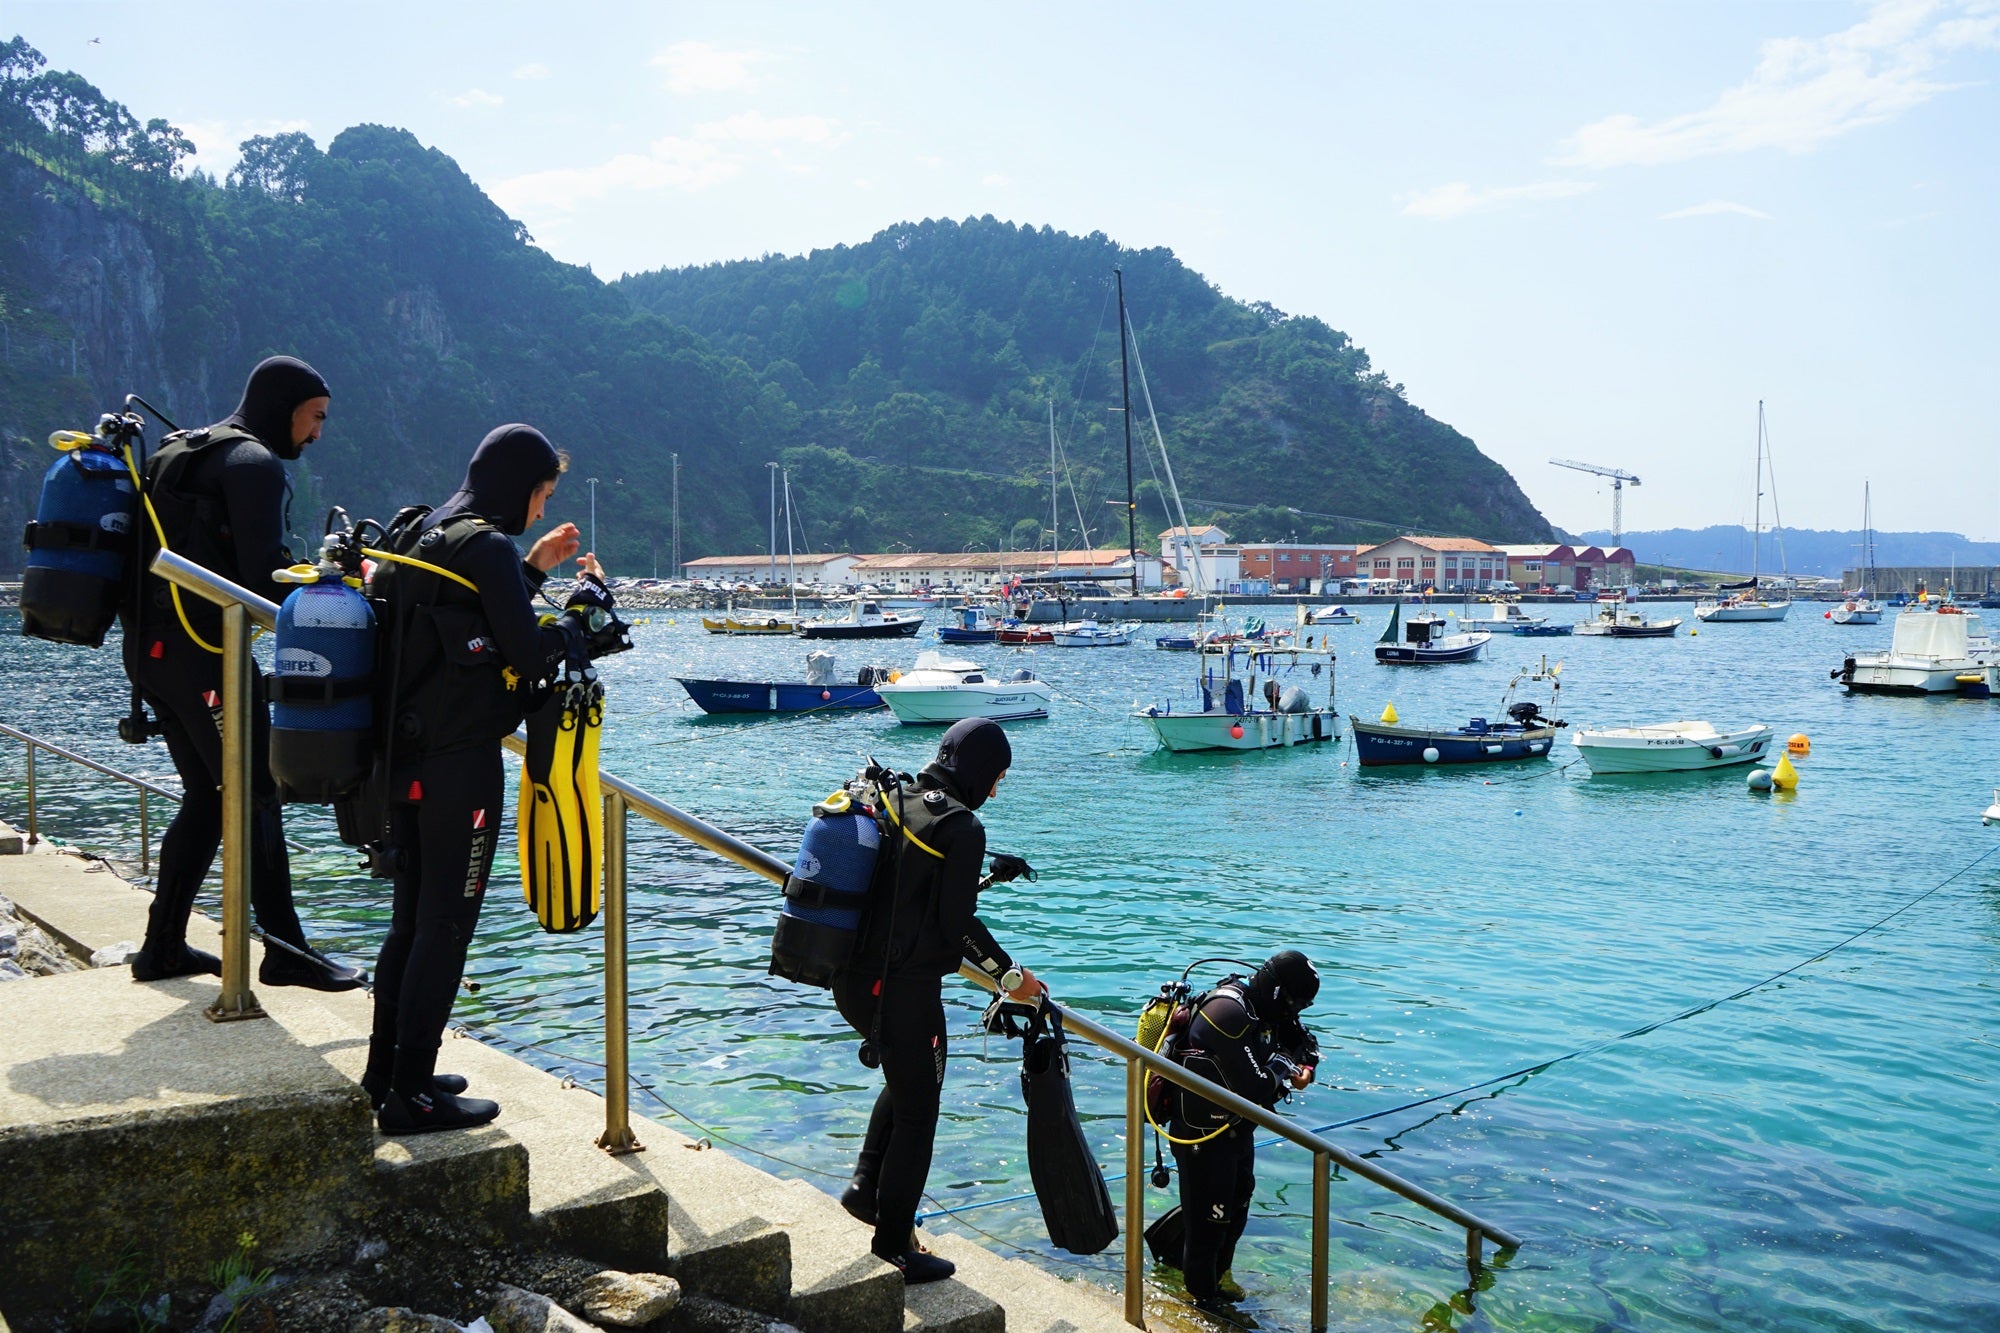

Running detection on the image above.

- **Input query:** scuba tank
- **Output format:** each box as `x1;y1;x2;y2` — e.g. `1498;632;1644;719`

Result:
769;771;892;988
19;417;143;647
268;512;380;803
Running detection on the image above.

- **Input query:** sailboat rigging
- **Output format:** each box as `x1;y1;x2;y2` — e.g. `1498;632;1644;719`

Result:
1695;401;1793;623
1831;481;1883;624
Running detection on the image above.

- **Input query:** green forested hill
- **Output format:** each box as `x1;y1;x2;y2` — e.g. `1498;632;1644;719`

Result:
1;37;1547;578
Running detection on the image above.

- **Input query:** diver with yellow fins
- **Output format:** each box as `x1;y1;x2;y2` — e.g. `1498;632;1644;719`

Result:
362;423;626;1134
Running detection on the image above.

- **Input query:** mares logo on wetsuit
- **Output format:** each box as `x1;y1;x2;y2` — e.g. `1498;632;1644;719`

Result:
931;1033;945;1087
464;808;494;899
203;689;224;735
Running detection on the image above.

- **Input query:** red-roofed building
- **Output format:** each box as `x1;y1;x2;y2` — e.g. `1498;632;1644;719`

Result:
1355;537;1508;590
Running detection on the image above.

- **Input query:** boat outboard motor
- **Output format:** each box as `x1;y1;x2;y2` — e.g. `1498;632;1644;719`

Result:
1277;685;1311;714
805;650;836;686
20;417;142;647
268;514;378;803
1009;667;1036;683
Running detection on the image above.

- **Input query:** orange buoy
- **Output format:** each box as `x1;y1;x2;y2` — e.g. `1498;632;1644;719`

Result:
1787;733;1810;756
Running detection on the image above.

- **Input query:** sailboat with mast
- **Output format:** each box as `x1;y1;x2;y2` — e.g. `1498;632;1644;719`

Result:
1830;482;1883;624
1695;402;1792;623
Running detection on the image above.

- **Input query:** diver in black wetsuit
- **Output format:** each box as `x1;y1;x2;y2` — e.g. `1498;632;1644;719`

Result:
364;423;606;1135
122;356;361;991
1169;950;1320;1310
831;717;1044;1284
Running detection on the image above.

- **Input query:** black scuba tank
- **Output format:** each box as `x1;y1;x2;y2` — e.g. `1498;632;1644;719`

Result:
20;425;139;647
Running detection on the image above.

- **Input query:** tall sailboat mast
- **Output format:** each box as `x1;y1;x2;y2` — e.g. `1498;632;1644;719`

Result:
1115;266;1138;595
782;467;798;619
1752;400;1765;585
1048;399;1060;575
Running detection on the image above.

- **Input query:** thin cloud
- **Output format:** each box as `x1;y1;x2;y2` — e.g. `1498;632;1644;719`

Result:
1663;200;1774;220
1560;0;2000;168
653;41;767;94
491;111;846;214
512;62;550;81
180;117;312;175
982;173;1012;187
1401;180;1594;220
450;88;503;109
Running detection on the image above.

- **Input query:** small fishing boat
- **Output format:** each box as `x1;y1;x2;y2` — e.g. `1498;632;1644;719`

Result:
675;651;888;715
936;605;1003;643
874;650;1052;724
699;604;799;636
1374;602;1489;665
1135;642;1340;753
1304;605;1359;625
1572;720;1776;774
1834;603;1990;694
1349;658;1565;767
1050;616;1137;647
1455;602;1549;634
1574;604;1682;638
797;599;926;640
996;621;1055;645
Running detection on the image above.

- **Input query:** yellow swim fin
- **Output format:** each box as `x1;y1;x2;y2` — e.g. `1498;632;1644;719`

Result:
519;679;603;932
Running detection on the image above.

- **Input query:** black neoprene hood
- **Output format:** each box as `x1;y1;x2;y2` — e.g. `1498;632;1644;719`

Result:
928;717;1012;811
224;355;330;460
1252;950;1320;1012
435;424;562;536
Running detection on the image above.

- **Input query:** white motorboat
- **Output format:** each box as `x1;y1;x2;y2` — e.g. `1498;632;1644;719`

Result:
1696;402;1793;624
873;651;1052;724
1572;721;1777;774
1050;616;1137;647
1135;642;1340;753
1455;602;1549;634
1834;603;1987;694
1829;598;1882;625
1374;603;1489;664
1304;605;1359;625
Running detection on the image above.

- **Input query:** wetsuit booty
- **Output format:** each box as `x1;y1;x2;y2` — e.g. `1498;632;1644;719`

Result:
1216;1271;1247;1301
873;1245;954;1285
130;943;222;982
377;1087;499;1136
259;943;365;991
840;1176;879;1227
360;1069;470;1112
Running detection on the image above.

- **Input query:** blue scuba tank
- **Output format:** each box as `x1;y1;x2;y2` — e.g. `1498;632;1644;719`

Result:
769;785;883;988
20;433;138;647
269;540;377;803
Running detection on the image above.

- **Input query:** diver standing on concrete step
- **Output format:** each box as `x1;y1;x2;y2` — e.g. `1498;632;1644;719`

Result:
832;717;1044;1284
364;423;615;1135
121;356;362;991
1167;950;1320;1312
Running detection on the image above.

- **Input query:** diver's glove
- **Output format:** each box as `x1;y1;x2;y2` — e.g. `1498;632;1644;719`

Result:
560;573;634;659
987;853;1037;884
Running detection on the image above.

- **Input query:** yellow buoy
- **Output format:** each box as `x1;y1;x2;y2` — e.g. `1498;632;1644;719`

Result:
1787;733;1810;756
1380;702;1399;724
1772;754;1799;790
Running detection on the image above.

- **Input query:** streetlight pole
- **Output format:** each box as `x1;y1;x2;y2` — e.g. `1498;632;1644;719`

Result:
670;452;680;580
586;476;599;556
767;462;779;585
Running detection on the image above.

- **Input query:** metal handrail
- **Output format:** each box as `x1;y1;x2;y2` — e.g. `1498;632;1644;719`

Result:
0;721;176;875
143;547;1522;1330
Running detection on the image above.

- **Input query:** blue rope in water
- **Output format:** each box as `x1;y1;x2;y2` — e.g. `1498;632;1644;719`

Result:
920;837;2000;1224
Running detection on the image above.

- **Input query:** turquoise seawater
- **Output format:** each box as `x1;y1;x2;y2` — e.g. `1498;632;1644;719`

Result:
3;603;1998;1332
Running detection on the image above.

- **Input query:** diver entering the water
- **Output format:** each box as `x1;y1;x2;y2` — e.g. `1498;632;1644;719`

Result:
1163;950;1320;1311
831;717;1044;1284
119;356;361;991
364;423;615;1135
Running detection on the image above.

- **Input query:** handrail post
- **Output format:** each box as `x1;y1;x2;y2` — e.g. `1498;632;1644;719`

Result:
138;789;149;877
597;788;641;1154
205;602;264;1023
24;740;37;845
1312;1150;1331;1332
1123;1056;1145;1328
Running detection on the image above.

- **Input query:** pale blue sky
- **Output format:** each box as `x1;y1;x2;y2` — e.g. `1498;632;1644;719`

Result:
16;2;1999;540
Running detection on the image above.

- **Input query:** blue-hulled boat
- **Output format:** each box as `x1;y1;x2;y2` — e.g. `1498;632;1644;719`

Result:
675;653;889;714
1373;602;1490;664
1349;658;1565;766
936;605;1003;643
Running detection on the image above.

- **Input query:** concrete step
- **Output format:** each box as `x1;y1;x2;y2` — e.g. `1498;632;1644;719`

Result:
921;1233;1137;1333
0;968;376;1315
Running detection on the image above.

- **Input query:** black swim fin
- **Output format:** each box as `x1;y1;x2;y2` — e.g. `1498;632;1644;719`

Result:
1144;1203;1185;1268
1020;1001;1119;1255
